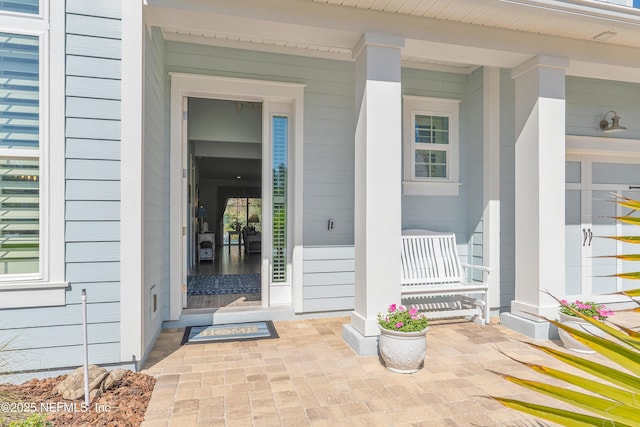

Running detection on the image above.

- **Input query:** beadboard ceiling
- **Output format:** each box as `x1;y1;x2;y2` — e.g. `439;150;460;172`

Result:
310;0;640;48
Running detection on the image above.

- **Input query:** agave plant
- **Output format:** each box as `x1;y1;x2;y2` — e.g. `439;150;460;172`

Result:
492;194;640;426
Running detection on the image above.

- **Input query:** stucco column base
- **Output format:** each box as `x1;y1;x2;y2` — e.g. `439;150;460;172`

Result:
342;324;379;356
500;312;559;340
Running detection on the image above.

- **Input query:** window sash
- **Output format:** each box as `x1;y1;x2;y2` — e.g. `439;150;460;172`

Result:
0;0;39;16
411;111;452;181
0;23;43;280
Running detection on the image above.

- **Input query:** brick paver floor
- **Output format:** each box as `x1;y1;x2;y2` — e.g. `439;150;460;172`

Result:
140;312;638;426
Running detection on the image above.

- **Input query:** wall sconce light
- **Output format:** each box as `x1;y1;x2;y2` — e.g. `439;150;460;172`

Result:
599;111;627;133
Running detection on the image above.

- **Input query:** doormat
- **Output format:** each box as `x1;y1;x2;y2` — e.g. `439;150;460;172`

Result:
187;274;261;295
181;321;279;345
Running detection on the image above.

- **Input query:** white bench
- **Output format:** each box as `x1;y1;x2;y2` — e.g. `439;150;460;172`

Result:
400;230;491;325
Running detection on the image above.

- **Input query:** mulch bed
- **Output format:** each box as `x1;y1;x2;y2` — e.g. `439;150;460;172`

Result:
0;371;155;426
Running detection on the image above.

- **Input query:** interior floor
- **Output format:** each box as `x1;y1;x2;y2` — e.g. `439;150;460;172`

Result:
187;243;261;310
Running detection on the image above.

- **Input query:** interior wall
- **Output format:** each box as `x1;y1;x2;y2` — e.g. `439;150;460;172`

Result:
187;98;262;245
188;98;261;144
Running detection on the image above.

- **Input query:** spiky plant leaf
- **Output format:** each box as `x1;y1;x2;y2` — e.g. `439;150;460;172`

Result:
615;200;640;211
501;375;640;424
602;236;640;244
524;342;640;394
610;323;640;339
511;361;640;408
612;272;640;280
612;216;640;226
552;320;640;372
597;254;640;261
623;289;640;297
492;397;632;427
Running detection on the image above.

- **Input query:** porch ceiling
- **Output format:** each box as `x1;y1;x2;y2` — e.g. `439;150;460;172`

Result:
312;0;640;48
146;0;640;76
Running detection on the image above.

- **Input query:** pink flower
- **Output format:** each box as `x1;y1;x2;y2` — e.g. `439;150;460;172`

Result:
398;305;406;312
409;307;418;316
395;322;403;329
389;304;397;313
411;315;418;320
560;299;568;305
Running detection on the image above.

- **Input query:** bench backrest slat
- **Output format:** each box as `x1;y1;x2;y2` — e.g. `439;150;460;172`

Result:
401;233;462;284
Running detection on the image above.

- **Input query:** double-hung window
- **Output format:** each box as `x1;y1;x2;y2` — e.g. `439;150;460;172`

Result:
403;96;461;196
0;0;66;308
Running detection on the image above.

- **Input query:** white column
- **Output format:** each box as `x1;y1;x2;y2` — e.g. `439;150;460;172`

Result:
507;56;568;335
350;33;404;338
483;67;501;311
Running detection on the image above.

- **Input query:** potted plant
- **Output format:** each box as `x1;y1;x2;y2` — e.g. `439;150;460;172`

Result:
377;304;429;373
557;299;614;353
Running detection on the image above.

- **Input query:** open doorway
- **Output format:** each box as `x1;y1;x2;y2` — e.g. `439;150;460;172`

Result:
186;98;262;310
169;73;304;320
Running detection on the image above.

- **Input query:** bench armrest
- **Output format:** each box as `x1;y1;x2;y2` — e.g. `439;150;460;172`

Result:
460;263;492;272
461;263;491;283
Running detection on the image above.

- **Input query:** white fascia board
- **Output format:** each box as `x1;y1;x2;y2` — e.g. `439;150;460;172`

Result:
499;0;640;25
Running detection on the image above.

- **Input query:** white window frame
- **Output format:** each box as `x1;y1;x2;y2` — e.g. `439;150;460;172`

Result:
403;96;461;196
0;0;67;308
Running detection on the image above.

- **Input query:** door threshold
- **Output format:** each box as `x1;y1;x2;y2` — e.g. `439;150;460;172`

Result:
213;305;295;324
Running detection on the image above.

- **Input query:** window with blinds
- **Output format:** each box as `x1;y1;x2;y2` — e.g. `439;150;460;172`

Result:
0;30;41;275
272;116;288;283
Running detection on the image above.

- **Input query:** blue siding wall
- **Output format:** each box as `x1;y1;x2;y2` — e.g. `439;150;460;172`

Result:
466;68;485;275
1;1;123;374
401;67;474;258
566;76;640;139
163;42;356;246
143;26;165;350
62;1;122;371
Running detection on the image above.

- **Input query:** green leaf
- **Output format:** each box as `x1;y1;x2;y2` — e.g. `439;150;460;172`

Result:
611;272;640;280
623;288;640;297
613;194;640;210
525;342;640;394
552;321;640;376
502;375;640;424
492;397;632;427
516;362;640;408
596;254;640;261
613;216;640;226
603;236;640;244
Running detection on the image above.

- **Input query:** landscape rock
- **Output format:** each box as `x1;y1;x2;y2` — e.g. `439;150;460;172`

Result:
102;368;127;391
53;365;108;400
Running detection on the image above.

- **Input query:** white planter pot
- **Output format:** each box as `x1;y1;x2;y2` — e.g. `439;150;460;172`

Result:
557;312;607;354
378;326;429;374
